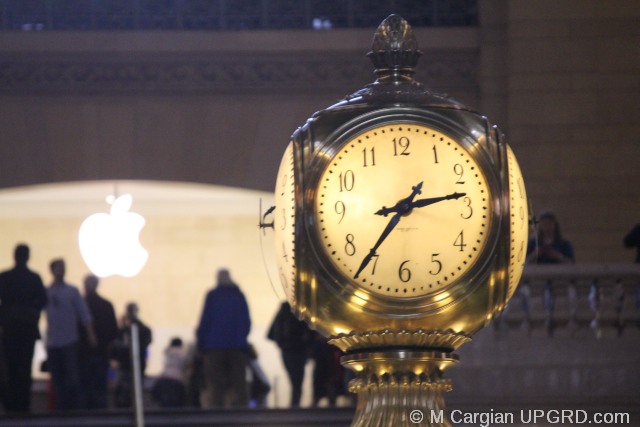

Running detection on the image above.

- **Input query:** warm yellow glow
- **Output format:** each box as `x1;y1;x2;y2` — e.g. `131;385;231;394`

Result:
315;123;492;298
273;142;296;303
78;194;148;278
506;145;528;300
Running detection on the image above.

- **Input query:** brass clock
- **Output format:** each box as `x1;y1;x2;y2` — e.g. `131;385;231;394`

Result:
272;15;528;426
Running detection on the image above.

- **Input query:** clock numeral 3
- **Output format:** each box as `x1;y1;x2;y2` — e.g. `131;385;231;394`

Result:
461;196;473;219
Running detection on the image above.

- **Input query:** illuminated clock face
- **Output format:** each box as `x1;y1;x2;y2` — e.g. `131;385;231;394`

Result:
274;141;296;302
315;123;493;298
506;145;528;299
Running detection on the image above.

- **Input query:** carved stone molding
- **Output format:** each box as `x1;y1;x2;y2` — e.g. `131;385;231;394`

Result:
0;51;477;95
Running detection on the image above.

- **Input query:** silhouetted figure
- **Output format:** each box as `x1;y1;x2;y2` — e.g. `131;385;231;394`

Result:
196;268;251;408
112;302;152;408
247;343;270;408
310;333;345;408
79;274;118;409
267;301;312;407
45;259;97;411
623;223;640;263
526;211;575;264
0;244;47;413
183;343;205;407
152;337;187;408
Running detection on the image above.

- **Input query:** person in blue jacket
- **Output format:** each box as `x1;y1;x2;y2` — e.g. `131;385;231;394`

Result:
196;268;251;408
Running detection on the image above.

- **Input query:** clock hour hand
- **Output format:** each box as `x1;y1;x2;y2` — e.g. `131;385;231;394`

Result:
374;181;423;217
354;212;402;279
410;192;466;209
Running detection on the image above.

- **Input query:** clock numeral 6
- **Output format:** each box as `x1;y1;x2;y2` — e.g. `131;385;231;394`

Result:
398;260;411;283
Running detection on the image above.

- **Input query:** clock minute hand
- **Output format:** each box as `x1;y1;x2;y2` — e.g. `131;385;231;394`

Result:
355;182;423;279
410;192;466;209
354;212;402;279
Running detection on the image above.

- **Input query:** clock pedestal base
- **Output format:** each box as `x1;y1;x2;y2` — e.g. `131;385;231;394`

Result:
342;350;458;427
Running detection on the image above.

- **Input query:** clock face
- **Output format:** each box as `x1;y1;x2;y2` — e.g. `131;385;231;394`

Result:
315;122;493;298
274;141;296;302
506;145;528;299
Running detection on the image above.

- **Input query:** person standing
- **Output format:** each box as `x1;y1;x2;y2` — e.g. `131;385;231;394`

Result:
267;301;312;407
196;268;251;408
112;302;152;408
0;244;47;413
45;259;97;411
526;211;575;264
623;223;640;263
79;274;118;409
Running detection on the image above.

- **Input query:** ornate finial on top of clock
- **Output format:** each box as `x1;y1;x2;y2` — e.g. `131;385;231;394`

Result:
367;14;422;76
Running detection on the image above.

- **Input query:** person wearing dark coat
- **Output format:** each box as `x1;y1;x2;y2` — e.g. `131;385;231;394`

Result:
623;223;640;263
79;274;119;409
112;302;152;408
0;244;47;413
268;301;312;407
196;268;251;408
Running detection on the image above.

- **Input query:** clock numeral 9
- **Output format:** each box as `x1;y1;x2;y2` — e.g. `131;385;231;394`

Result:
344;233;356;256
398;260;411;283
339;170;355;192
335;201;346;224
392;137;410;156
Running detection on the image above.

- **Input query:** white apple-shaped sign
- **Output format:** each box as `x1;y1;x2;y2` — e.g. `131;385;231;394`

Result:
79;194;148;278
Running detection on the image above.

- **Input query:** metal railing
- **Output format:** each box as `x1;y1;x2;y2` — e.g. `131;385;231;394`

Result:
0;0;477;31
497;264;640;337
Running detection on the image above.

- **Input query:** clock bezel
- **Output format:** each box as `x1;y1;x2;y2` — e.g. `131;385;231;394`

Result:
303;109;503;315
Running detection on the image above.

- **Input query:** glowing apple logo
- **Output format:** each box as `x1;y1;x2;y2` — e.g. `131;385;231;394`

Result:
79;194;148;278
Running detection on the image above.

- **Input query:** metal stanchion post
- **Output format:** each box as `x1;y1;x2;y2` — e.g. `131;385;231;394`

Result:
131;322;145;427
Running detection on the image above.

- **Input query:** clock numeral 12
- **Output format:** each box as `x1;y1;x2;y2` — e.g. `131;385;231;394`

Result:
392;137;410;156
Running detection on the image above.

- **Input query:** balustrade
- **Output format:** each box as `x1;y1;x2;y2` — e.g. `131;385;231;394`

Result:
496;264;640;337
